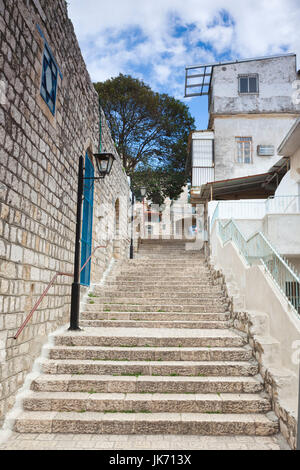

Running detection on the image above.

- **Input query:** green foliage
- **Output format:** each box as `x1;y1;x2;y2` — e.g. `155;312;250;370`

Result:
94;74;195;202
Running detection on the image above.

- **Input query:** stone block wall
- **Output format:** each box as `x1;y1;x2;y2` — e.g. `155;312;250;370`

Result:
0;0;130;425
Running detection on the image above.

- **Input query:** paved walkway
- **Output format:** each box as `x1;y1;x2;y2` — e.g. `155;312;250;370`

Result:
0;432;289;450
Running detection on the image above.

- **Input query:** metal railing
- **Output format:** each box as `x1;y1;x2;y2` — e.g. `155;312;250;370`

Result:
266;195;300;214
219;219;300;314
13;244;107;340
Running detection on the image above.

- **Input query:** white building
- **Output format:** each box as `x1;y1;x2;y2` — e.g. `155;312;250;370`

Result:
186;53;300;200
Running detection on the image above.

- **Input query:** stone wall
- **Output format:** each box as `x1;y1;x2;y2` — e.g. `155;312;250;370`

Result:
0;0;130;425
213;115;298;181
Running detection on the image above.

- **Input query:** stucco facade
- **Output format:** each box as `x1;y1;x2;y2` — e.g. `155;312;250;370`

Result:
209;55;299;117
189;54;300;189
213;115;297;181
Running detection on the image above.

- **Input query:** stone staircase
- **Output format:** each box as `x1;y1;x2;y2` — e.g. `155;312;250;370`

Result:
13;240;279;438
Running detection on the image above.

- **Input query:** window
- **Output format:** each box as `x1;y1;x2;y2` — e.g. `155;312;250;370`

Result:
40;44;58;115
236;137;252;164
238;74;259;94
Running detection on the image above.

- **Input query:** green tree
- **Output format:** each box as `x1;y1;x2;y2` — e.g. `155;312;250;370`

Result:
94;74;195;202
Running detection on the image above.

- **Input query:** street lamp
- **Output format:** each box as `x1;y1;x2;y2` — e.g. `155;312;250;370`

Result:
129;186;146;260
94;152;115;178
69;152;115;331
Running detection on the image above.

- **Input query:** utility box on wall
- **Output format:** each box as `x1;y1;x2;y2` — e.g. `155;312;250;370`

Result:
257;145;275;156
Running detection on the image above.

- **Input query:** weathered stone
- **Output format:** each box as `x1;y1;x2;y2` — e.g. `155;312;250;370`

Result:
0;0;131;424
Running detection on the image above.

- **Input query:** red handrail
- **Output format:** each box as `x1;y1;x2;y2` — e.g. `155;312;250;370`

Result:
13;244;108;340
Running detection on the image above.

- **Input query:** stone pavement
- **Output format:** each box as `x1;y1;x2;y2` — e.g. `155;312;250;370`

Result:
0;432;289;450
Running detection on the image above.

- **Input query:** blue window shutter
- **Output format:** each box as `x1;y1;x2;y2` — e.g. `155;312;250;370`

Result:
40;43;58;115
80;153;95;287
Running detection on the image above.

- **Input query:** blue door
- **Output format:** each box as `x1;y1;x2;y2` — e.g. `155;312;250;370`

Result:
80;153;94;286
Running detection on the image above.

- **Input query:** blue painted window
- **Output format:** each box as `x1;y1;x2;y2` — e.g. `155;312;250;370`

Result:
80;153;95;287
40;44;58;115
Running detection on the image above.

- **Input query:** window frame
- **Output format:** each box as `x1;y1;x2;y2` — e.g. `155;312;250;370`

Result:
235;137;253;164
40;43;58;115
238;74;259;95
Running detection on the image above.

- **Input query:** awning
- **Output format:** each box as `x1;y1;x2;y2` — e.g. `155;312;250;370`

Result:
191;157;290;203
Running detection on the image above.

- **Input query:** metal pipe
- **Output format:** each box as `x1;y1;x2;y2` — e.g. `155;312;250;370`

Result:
13;244;108;340
98;97;102;153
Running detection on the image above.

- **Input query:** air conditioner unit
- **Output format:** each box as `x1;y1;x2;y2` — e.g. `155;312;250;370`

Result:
257;145;274;156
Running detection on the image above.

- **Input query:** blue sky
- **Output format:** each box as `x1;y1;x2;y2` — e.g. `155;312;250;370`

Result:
67;0;300;129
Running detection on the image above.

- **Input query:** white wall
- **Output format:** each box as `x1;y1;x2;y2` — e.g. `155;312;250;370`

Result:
210;55;299;115
262;214;300;256
275;171;299;197
213;115;297;181
211;223;300;375
291;147;300;183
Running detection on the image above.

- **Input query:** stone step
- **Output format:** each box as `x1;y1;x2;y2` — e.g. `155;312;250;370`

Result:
135;254;203;259
48;345;253;362
102;282;220;289
115;276;212;281
140;241;189;246
135;256;203;260
130;251;204;256
31;374;264;394
114;278;213;284
53;327;246;348
22;391;271;414
92;292;224;300
119;269;210;275
126;261;207;267
85;298;226;306
14;411;278;435
79;320;231;329
138;246;198;250
96;287;222;294
41;359;258;377
81;312;230;322
136;248;202;252
130;252;204;256
84;304;228;313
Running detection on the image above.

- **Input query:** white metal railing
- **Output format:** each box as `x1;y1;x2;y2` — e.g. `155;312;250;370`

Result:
218;219;300;314
266;195;300;214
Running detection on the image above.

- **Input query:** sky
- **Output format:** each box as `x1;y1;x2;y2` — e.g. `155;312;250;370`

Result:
67;0;300;129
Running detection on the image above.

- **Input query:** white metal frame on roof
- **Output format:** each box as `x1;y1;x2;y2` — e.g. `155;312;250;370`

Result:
184;53;296;98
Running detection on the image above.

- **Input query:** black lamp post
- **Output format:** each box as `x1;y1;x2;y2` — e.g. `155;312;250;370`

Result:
69;152;115;331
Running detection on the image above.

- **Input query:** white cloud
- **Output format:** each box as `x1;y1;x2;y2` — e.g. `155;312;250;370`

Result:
67;0;300;102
